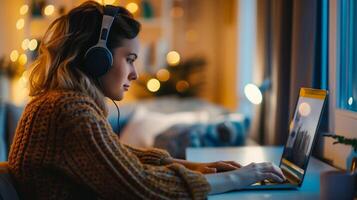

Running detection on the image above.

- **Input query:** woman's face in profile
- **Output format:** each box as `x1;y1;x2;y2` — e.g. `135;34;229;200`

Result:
100;37;139;101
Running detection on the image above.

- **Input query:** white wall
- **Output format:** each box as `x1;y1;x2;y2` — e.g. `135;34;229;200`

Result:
236;0;256;116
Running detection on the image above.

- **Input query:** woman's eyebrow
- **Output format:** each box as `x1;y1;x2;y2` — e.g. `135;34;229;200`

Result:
128;53;138;60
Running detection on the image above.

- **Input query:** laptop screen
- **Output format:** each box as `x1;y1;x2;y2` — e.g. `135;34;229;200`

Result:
280;88;327;183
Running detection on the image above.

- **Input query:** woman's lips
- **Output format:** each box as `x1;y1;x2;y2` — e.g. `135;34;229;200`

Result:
123;85;130;91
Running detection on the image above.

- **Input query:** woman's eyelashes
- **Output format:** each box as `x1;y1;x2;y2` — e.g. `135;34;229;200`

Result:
126;57;135;65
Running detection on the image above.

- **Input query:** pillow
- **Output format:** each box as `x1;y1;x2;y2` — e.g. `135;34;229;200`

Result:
119;106;209;148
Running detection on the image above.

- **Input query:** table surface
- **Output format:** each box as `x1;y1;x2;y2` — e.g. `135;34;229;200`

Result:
186;146;337;200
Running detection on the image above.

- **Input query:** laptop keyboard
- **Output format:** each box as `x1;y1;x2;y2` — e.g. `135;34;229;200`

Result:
260;179;291;185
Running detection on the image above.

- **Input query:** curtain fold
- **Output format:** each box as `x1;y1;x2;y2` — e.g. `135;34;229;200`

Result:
255;0;328;151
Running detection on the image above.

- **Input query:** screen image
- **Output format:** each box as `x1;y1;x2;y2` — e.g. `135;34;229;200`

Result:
282;94;325;175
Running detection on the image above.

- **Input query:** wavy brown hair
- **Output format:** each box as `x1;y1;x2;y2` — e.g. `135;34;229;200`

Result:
28;1;140;115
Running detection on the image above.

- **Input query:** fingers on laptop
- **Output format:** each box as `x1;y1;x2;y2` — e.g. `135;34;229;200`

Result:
248;162;286;182
260;162;286;181
260;172;284;183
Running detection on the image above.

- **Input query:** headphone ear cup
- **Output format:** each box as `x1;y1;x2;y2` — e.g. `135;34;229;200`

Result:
84;47;113;77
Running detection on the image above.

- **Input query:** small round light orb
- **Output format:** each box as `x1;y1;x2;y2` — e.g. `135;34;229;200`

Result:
44;5;55;16
244;83;263;105
176;80;189;93
20;5;29;15
10;50;19;62
22;39;30;50
147;78;161;92
29;39;38;51
166;51;180;66
16;18;25;30
156;69;170;82
298;102;311;117
19;54;28;65
348;97;353;106
126;3;139;14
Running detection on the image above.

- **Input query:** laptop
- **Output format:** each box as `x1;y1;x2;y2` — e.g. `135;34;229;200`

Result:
244;88;328;190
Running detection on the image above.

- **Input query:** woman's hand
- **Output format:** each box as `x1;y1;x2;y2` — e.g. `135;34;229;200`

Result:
205;162;286;194
170;158;242;174
231;162;286;187
187;160;242;174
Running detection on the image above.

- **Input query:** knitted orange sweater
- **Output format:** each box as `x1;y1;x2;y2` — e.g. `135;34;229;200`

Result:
8;90;210;199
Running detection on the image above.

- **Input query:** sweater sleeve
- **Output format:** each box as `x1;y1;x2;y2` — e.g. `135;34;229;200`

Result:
56;100;210;200
122;144;172;166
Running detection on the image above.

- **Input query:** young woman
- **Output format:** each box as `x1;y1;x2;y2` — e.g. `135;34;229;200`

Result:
8;1;285;199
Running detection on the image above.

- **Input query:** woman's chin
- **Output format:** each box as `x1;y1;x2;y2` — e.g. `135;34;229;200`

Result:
107;92;123;101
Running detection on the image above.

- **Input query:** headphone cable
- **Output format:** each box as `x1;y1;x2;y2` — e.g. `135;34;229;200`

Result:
96;78;121;136
110;98;121;137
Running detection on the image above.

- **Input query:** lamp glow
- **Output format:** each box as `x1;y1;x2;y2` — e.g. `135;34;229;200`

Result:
29;39;38;51
20;5;29;15
10;50;19;62
156;69;170;82
126;3;139;14
44;5;55;16
16;18;25;30
21;39;30;50
176;80;189;92
244;83;263;105
147;79;160;92
348;97;353;106
19;54;27;65
166;51;180;66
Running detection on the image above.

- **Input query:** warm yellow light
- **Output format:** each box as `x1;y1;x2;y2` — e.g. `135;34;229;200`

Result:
18;54;28;65
10;50;19;62
21;39;30;50
19;70;29;88
44;5;55;16
244;83;262;105
176;80;189;92
11;77;29;105
126;2;139;14
166;51;180;66
147;78;160;92
16;18;25;30
20;5;29;15
156;69;170;82
103;0;116;5
29;39;38;51
298;102;311;117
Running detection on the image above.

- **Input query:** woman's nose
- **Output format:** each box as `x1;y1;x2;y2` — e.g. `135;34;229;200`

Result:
129;66;138;80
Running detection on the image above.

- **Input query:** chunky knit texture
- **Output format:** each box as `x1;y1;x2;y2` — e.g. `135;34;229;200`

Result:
8;90;210;200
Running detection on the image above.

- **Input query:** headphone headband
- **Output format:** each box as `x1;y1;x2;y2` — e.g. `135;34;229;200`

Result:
83;5;120;77
97;5;119;44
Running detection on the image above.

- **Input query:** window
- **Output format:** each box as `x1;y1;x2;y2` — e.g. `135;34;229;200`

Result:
337;0;357;112
326;0;357;170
